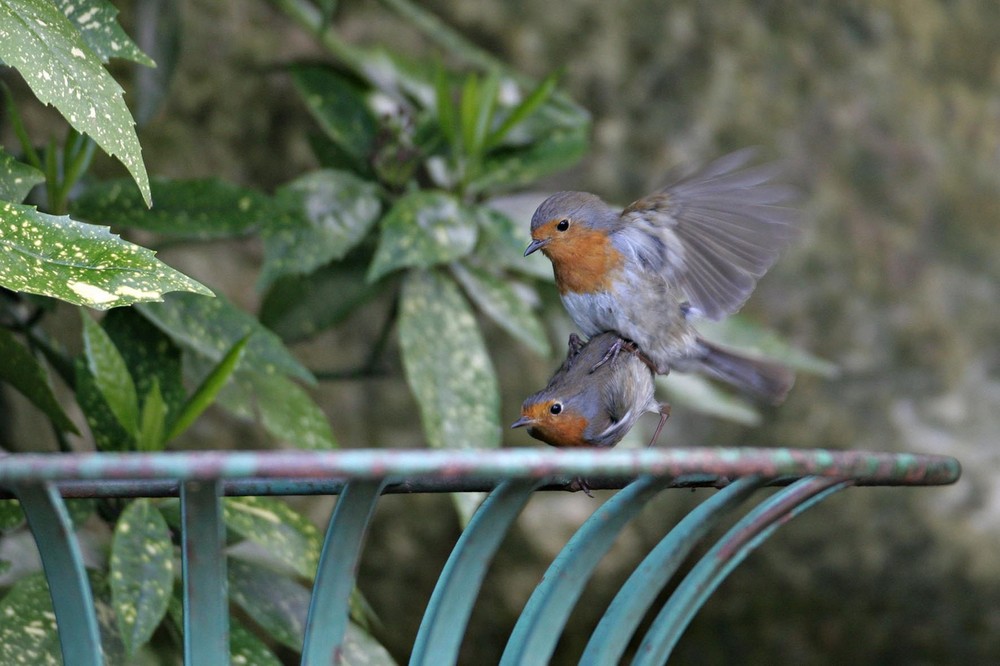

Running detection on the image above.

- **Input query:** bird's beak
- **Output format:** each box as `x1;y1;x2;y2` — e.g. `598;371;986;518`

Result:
510;415;534;429
523;238;549;256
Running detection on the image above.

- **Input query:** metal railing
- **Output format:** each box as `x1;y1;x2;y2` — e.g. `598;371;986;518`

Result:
0;447;961;665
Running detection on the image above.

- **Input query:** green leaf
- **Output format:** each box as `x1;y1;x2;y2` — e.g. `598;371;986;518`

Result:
102;307;186;432
290;64;376;168
260;256;387;342
484;72;558;151
76;355;135;450
228;558;309;650
260;169;382;288
136;378;167;451
0;1;151;205
82;313;139;436
451;263;550;357
224;496;321;579
657;373;761;426
77;308;186;451
434;64;459;148
0;571;128;664
218;370;337;450
0;202;212;308
0;327;79;433
137;292;314;384
353;45;436;108
341;623;397;666
470;70;501;158
398;270;500;449
164;335;249;442
55;0;155;66
0;147;44;202
71;178;273;239
230;618;283;666
0;500;24;530
459;72;480;158
471;125;588;194
697;317;840;378
110;499;174;657
0;573;62;664
367;191;478;282
166;592;283;665
473;203;553;281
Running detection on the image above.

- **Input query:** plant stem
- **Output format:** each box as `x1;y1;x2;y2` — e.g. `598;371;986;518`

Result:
376;0;506;73
1;82;42;170
265;0;368;72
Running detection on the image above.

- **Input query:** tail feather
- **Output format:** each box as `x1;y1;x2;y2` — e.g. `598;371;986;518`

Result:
692;338;794;405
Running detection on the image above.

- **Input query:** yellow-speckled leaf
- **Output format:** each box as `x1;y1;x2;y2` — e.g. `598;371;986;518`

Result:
0;573;62;664
398;269;500;450
223;496;321;580
54;0;154;66
261;169;382;289
137;292;312;384
451;262;550;357
0;0;151;204
367;191;477;282
110;499;174;657
0;148;43;202
0;202;211;308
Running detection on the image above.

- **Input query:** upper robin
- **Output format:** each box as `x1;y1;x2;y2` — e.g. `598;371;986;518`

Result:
524;148;796;403
511;332;670;448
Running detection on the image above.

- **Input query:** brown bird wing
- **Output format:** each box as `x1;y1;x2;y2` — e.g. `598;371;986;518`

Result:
617;148;798;321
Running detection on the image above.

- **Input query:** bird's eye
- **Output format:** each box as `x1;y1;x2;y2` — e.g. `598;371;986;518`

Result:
556;219;570;232
549;403;563;415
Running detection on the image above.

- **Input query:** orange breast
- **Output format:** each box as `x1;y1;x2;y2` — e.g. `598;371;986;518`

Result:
542;228;625;295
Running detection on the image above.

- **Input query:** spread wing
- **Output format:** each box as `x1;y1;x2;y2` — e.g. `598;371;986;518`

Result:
615;148;798;321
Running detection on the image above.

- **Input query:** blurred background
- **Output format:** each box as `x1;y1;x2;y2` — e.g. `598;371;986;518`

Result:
9;0;1000;662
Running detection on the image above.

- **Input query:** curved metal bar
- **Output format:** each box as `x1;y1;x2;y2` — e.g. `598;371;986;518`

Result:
301;479;387;665
410;478;541;665
581;475;766;665
633;477;849;665
11;482;102;666
500;475;674;666
181;479;228;666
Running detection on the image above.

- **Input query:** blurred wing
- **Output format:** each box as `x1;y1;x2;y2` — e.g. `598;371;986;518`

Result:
616;148;798;321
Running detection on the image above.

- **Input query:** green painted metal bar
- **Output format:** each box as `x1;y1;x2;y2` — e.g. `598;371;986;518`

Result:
181;479;228;666
0;448;963;487
581;476;765;665
301;479;387;665
11;482;102;666
410;478;542;666
500;475;675;666
633;477;849;665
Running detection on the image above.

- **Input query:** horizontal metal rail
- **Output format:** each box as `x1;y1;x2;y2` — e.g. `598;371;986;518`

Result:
0;447;961;487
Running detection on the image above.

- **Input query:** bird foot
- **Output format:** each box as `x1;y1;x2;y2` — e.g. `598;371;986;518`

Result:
647;402;671;447
590;337;657;374
566;477;594;498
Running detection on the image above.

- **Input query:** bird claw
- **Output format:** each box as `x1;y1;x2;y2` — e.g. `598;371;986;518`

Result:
590;336;657;374
566;476;594;497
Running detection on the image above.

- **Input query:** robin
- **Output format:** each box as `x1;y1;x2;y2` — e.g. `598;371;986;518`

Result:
524;148;796;404
511;332;670;449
